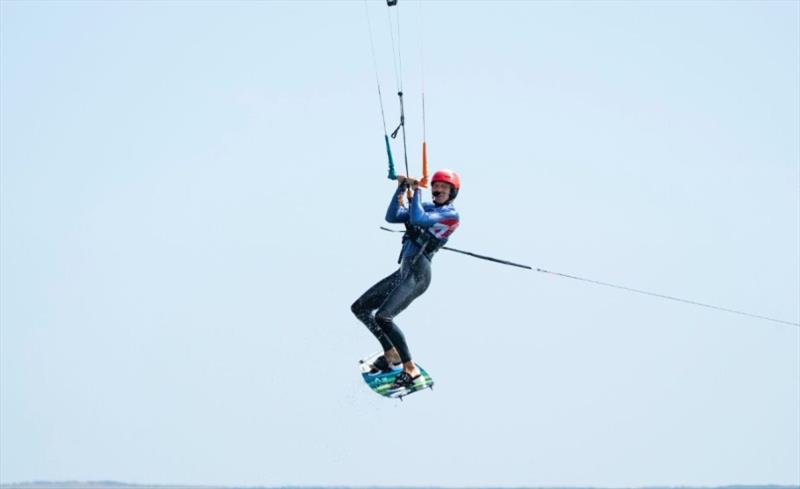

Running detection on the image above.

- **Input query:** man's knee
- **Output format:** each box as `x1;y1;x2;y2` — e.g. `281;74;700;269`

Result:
374;310;394;328
353;300;380;323
351;299;366;316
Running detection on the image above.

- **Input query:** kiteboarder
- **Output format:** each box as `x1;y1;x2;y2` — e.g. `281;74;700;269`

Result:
351;170;461;388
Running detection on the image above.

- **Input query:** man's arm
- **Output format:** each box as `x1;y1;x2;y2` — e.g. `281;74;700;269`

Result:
385;176;411;223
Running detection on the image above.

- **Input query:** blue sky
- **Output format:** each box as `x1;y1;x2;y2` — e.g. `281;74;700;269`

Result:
1;1;798;486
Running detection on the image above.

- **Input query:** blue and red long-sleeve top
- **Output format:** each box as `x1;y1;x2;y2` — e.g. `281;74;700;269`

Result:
385;186;460;260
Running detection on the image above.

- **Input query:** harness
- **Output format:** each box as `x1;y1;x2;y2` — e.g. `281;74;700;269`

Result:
398;223;447;264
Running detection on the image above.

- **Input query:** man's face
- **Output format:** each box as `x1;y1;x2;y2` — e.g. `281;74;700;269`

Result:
431;181;452;205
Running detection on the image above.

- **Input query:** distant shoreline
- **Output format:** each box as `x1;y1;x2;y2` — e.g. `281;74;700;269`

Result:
2;483;798;489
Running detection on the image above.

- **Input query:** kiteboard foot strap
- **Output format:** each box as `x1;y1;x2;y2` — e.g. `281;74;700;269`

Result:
392;371;422;389
368;355;401;374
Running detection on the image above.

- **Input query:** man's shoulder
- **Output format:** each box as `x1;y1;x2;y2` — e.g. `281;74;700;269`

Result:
441;204;459;219
423;202;458;212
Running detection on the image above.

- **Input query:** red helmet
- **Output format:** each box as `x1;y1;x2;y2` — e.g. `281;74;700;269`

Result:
431;169;461;202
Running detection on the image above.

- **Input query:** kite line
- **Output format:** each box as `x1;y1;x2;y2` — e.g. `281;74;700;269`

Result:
380;226;799;328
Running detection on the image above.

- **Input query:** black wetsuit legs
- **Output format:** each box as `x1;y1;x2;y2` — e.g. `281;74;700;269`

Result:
351;257;432;363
